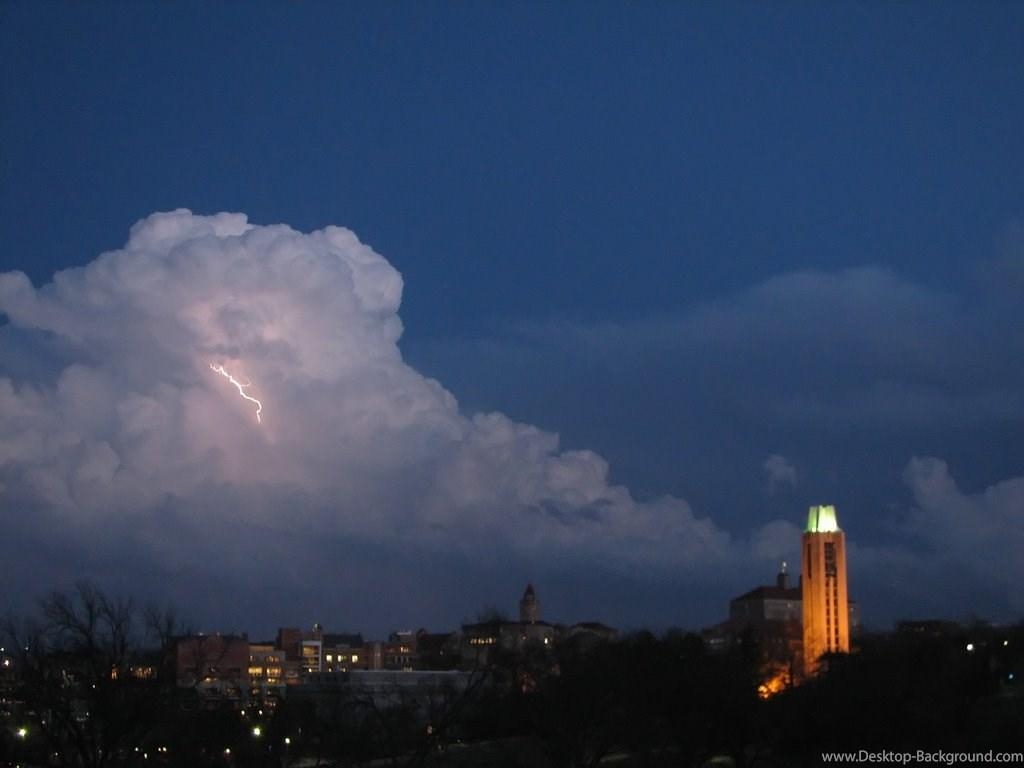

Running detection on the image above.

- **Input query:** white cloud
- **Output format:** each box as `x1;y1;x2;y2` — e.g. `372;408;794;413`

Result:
0;211;791;608
902;456;1024;610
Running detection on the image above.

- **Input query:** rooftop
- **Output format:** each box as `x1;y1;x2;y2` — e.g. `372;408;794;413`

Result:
731;585;802;603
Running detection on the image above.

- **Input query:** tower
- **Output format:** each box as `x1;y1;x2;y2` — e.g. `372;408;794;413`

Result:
801;505;849;676
519;583;540;624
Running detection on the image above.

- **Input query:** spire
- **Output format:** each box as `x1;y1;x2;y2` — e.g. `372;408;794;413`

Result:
519;583;540;624
776;560;789;590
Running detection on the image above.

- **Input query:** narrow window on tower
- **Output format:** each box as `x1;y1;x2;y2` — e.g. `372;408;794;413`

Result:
824;542;836;577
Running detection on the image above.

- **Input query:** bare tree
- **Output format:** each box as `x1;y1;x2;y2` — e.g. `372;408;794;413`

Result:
2;581;168;768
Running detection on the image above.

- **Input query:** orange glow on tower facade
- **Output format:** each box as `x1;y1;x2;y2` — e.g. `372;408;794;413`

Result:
801;505;849;676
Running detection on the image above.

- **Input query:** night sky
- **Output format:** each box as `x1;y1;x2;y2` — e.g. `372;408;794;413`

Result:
2;2;1023;637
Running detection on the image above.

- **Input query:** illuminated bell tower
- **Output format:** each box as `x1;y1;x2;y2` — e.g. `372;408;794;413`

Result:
801;505;849;676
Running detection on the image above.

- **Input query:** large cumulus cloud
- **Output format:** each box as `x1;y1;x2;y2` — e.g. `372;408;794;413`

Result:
6;211;1022;631
1;211;799;629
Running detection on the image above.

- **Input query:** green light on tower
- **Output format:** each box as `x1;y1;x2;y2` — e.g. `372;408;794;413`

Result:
806;505;840;533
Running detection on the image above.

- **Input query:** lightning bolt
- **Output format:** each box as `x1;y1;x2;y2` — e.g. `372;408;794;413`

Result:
209;363;263;424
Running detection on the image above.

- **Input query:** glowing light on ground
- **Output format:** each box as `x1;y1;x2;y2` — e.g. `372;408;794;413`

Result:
209;363;263;424
757;669;789;699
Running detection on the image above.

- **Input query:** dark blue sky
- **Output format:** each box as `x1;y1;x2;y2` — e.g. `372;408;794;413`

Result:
2;1;1023;633
5;2;1021;312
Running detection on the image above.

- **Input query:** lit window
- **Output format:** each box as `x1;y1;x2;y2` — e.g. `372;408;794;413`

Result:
351;654;359;663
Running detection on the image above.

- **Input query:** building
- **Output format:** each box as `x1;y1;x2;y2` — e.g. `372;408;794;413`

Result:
275;627;303;665
732;564;804;687
322;633;365;672
460;585;570;667
247;642;288;707
519;583;540;624
703;519;860;692
380;631;418;670
702;564;804;695
174;634;250;706
802;504;850;676
460;617;558;667
272;626;372;683
729;563;802;625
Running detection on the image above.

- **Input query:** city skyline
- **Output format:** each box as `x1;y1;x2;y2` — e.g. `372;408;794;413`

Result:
2;3;1023;636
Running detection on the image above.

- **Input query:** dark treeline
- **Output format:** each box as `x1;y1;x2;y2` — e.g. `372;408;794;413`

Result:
2;584;1021;768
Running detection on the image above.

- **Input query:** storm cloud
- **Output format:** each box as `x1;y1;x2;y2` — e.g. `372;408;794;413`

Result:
0;211;798;632
2;211;1021;632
